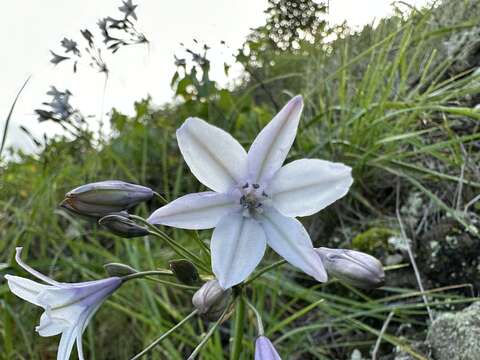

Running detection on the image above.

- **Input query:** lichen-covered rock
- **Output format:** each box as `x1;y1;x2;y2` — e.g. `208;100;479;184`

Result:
427;302;480;360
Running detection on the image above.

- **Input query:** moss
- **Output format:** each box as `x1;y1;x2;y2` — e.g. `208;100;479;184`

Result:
352;227;395;252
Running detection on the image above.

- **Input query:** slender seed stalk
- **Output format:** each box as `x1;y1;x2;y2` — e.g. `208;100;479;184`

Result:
230;294;245;360
130;309;199;360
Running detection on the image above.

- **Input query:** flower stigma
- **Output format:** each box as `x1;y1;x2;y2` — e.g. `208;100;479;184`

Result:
239;182;270;218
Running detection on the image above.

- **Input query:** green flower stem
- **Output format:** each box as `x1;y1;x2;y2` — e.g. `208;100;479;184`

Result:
192;230;211;255
187;303;231;360
153;191;168;204
130;309;199;360
246;300;264;336
146;277;200;290
121;270;199;290
230;294;246;360
244;259;287;286
148;229;210;273
129;215;211;273
122;270;174;281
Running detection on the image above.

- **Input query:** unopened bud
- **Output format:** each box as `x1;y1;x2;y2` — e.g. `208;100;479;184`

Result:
192;279;231;321
169;259;200;285
104;263;138;277
61;180;153;218
255;336;282;360
99;214;149;238
315;247;385;289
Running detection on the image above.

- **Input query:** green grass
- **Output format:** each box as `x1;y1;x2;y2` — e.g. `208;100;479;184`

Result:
1;1;480;359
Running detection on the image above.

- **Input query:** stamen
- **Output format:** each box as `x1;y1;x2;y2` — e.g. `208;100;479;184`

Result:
239;195;247;207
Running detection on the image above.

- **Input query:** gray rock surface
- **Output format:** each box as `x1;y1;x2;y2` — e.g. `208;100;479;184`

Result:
427;302;480;360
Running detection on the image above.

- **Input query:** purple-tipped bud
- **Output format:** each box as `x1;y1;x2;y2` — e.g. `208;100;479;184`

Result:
61;180;153;218
255;336;282;360
192;279;231;321
315;247;385;289
99;214;149;238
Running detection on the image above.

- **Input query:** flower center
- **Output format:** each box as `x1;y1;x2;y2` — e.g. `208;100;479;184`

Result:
239;182;269;218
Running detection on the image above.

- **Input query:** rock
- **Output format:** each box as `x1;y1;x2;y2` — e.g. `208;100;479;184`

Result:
417;218;480;291
391;340;430;360
427;302;480;360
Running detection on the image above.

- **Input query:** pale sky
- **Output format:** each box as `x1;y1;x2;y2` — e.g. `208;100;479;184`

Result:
1;0;430;153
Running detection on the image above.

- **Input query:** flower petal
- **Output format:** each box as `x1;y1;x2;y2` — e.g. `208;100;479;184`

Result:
177;117;248;192
211;212;267;289
37;278;121;310
147;191;239;229
36;312;69;337
77;334;85;360
56;325;79;360
255;336;282;360
76;302;103;360
259;208;327;282
14;247;61;286
269;159;353;217
247;95;303;185
5;275;51;307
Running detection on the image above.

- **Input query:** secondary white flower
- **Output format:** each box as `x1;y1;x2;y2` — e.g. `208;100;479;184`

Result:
5;247;122;360
148;95;353;289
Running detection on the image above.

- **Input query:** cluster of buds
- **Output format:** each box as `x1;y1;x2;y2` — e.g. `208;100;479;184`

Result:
60;180;153;238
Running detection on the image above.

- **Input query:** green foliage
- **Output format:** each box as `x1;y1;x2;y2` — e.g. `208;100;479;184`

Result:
1;0;480;359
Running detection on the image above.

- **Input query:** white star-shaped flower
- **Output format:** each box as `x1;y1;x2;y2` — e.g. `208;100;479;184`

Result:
148;96;353;289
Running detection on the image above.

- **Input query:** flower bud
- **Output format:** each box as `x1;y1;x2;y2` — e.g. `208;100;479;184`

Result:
315;247;385;289
169;259;200;285
192;279;231;321
255;336;282;360
99;214;149;238
104;262;138;277
61;180;153;218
